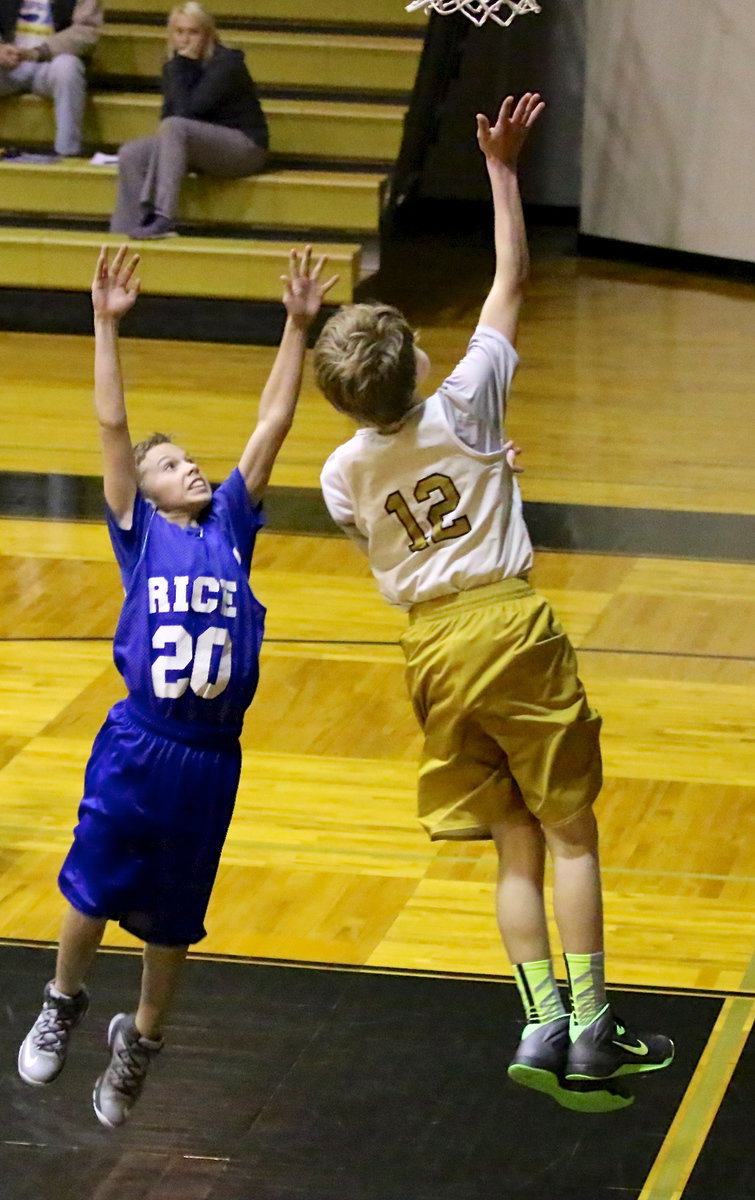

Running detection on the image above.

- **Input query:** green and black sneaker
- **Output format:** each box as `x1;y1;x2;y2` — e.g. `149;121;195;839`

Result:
508;1014;634;1113
566;1005;674;1081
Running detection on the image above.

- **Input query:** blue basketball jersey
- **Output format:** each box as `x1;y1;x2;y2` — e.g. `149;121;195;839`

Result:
107;468;266;735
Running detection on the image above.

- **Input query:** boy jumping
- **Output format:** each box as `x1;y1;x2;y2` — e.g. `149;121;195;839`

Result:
314;94;673;1112
18;243;337;1127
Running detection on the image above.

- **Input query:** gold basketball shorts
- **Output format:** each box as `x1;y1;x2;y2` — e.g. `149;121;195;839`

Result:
400;577;602;841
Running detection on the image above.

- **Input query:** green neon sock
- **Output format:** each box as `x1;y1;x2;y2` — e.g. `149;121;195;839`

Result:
564;951;607;1025
513;959;566;1024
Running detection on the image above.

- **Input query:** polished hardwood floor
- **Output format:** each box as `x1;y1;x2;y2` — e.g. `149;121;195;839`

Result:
1;521;753;991
0;233;753;512
0;233;753;985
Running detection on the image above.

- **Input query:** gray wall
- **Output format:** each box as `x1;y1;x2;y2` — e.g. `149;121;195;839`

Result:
415;0;754;266
581;0;755;262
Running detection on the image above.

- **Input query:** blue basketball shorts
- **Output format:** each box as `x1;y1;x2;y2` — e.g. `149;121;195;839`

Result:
58;699;242;945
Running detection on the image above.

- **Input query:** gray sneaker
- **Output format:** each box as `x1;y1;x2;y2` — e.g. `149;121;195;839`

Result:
92;1013;163;1128
508;1014;634;1113
18;980;89;1086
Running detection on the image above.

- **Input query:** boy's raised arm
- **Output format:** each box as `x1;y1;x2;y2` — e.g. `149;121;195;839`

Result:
476;92;545;346
238;246;338;502
92;246;141;526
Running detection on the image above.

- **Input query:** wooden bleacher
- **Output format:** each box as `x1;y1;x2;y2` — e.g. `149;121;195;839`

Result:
0;0;426;311
1;95;407;167
104;0;426;26
91;27;422;97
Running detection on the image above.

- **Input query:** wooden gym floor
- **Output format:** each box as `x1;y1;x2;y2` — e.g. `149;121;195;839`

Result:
0;223;753;1197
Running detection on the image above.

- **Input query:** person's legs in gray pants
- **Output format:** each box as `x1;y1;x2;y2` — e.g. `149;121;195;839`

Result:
110;117;268;236
110;135;158;234
0;61;36;100
31;55;87;156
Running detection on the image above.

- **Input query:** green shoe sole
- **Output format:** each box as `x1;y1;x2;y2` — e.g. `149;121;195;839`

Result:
568;1050;675;1082
507;1063;635;1113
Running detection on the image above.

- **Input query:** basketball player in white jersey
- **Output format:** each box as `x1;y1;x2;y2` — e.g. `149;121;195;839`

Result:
315;94;674;1111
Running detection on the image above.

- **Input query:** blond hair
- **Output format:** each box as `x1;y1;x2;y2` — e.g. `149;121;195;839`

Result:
313;303;417;429
167;2;217;59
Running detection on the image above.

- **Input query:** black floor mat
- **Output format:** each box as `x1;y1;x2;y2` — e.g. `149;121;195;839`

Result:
0;943;721;1200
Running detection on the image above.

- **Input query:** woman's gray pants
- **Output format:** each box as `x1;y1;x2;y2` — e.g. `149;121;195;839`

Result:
110;116;268;233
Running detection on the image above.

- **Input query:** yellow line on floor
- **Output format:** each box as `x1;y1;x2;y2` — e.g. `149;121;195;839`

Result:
739;940;755;992
639;996;755;1200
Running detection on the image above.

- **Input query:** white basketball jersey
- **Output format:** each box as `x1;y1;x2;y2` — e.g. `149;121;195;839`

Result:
320;325;533;609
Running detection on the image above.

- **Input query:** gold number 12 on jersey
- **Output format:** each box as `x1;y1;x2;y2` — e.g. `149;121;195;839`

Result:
384;472;471;553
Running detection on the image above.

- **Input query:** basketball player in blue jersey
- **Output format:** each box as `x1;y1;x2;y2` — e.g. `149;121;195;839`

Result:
315;95;674;1112
17;242;338;1128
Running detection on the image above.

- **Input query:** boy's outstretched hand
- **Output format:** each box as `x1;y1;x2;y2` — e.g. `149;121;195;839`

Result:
281;246;339;329
476;92;545;167
92;245;141;321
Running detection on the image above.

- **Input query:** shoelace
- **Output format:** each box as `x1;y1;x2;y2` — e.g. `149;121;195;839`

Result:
32;1000;80;1053
108;1036;153;1098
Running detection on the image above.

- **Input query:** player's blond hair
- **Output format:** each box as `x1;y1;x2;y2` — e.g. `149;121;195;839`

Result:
167;2;217;59
313;303;417;429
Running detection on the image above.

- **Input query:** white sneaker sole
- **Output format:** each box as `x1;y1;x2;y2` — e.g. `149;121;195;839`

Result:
92;1013;132;1129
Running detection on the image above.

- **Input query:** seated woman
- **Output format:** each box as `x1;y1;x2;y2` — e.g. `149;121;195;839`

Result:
110;1;268;239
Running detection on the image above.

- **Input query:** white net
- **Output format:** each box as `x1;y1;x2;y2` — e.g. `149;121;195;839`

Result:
406;0;541;27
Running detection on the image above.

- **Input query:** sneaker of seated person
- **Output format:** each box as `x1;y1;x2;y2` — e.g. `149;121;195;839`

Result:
8;150;60;164
133;214;178;240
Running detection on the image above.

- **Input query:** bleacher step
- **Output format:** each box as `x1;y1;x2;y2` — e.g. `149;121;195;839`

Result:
0;227;361;302
107;0;426;29
1;93;405;165
94;26;422;94
0;159;387;236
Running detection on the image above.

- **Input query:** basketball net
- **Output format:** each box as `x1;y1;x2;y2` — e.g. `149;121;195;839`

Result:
406;0;541;27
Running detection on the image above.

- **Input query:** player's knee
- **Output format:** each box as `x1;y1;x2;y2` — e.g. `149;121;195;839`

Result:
543;806;599;856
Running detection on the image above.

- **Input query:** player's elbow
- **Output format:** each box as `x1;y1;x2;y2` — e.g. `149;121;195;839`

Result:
497;250;529;292
264;411;295;442
97;415;129;434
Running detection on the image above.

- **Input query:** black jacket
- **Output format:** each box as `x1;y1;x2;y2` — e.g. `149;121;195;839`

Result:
161;45;269;148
